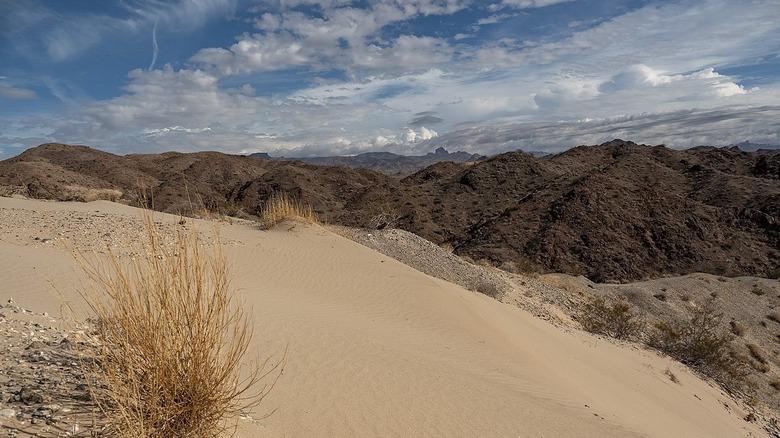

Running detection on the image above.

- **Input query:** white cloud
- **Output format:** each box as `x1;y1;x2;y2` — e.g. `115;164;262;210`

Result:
500;0;575;8
193;1;464;76
0;86;37;100
5;0;780;158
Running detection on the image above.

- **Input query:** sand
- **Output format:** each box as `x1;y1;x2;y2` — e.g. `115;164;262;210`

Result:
0;196;769;437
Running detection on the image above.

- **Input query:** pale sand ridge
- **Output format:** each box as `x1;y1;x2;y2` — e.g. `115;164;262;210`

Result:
0;197;768;437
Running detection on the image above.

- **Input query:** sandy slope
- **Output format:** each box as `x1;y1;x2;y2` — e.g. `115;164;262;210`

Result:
0;197;768;437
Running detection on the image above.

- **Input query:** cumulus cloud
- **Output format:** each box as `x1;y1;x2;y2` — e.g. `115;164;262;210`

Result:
192;1;463;76
4;0;780;158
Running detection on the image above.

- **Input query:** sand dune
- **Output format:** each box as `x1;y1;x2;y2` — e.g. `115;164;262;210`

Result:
0;197;767;437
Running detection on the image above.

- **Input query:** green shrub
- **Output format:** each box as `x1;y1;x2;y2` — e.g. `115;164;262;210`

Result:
578;296;643;340
647;298;747;388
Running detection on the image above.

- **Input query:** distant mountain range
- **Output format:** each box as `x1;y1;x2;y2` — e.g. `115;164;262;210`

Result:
250;146;487;176
729;141;780;152
0;140;777;282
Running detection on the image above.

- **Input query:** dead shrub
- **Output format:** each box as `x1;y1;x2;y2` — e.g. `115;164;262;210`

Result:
260;192;318;229
647;298;748;388
62;185;123;202
469;278;503;299
577;295;643;340
79;213;279;437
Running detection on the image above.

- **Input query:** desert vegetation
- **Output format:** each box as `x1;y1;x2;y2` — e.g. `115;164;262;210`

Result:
577;295;642;340
79;213;278;437
646;298;748;389
61;185;123;202
259;192;318;229
579;295;751;392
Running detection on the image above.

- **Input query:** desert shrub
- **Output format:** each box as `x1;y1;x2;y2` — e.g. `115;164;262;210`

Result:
80;213;278;437
62;185;123;202
647;298;747;388
729;320;746;337
767;312;780;324
260;192;318;229
500;257;537;275
578;295;643;340
751;286;766;296
469;278;503;299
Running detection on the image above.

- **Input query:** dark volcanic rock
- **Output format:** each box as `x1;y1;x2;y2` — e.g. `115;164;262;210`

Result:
1;140;778;282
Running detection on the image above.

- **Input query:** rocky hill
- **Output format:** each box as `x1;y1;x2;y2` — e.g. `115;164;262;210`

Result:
0;140;777;282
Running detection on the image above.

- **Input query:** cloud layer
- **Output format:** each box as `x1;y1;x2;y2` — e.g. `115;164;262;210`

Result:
1;0;779;157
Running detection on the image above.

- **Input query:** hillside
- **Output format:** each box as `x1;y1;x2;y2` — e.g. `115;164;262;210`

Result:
0;140;777;282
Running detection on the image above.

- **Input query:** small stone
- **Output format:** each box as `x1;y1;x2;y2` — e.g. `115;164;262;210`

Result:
26;341;47;350
32;407;53;419
58;338;73;351
18;386;44;405
27;351;48;362
0;408;16;420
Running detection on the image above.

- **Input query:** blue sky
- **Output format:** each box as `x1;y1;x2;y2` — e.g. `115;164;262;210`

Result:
1;0;779;158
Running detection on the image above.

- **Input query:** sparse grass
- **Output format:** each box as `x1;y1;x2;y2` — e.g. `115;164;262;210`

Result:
647;298;748;389
62;185;123;202
79;213;279;437
578;295;643;340
729;320;746;337
260;192;318;229
746;343;770;373
746;344;767;365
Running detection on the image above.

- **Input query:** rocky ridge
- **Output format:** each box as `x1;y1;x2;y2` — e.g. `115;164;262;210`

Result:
0;140;777;282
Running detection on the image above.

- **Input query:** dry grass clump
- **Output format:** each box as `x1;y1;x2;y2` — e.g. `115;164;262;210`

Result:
80;214;278;437
577;295;642;340
260;192;317;229
62;185;123;202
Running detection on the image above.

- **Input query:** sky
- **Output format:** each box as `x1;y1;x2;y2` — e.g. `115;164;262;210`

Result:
1;0;779;159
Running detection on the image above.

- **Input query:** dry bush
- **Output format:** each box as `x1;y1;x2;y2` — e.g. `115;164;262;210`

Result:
62;185;123;202
729;320;746;337
469;278;503;299
577;295;643;340
80;214;279;437
647;298;748;388
260;192;317;229
746;344;769;373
